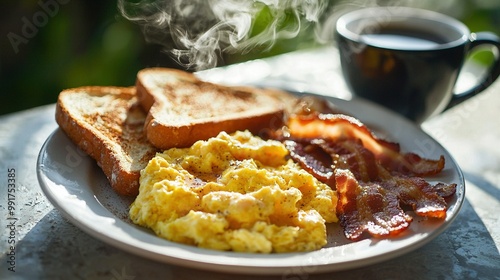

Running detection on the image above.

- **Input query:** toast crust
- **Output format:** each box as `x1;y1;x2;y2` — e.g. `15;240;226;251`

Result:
136;68;294;149
55;86;158;196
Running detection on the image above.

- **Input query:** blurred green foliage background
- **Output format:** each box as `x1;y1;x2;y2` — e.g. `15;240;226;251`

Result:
1;0;499;116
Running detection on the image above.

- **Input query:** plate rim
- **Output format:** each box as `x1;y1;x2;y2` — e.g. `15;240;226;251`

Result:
36;94;465;275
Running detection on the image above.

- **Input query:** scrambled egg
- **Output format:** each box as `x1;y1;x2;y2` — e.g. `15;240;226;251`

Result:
129;130;338;253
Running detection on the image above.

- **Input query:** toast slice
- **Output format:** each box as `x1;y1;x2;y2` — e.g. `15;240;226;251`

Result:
55;86;158;196
136;68;295;150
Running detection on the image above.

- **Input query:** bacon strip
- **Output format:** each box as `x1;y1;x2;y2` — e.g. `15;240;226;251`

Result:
283;139;336;186
335;169;456;240
381;177;456;219
284;138;383;187
287;113;445;176
335;169;413;241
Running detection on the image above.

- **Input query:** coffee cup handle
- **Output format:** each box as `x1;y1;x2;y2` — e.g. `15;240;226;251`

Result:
446;32;500;109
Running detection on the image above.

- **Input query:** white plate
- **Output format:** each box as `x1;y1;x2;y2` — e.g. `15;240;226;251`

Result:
37;95;465;275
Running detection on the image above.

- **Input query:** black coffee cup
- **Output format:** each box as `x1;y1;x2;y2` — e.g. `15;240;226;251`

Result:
336;7;500;123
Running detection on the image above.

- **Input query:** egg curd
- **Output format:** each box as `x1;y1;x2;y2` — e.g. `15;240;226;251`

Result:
129;130;338;253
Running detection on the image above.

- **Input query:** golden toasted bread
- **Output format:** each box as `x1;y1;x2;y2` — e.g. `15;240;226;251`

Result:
136;68;295;150
55;86;158;196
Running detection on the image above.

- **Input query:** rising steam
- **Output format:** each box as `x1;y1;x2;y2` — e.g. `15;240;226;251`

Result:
117;0;459;71
118;0;329;70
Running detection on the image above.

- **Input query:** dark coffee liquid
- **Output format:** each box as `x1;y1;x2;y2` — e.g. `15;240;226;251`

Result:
361;27;447;50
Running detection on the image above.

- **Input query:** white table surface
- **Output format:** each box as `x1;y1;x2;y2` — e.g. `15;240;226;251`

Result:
1;47;499;279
